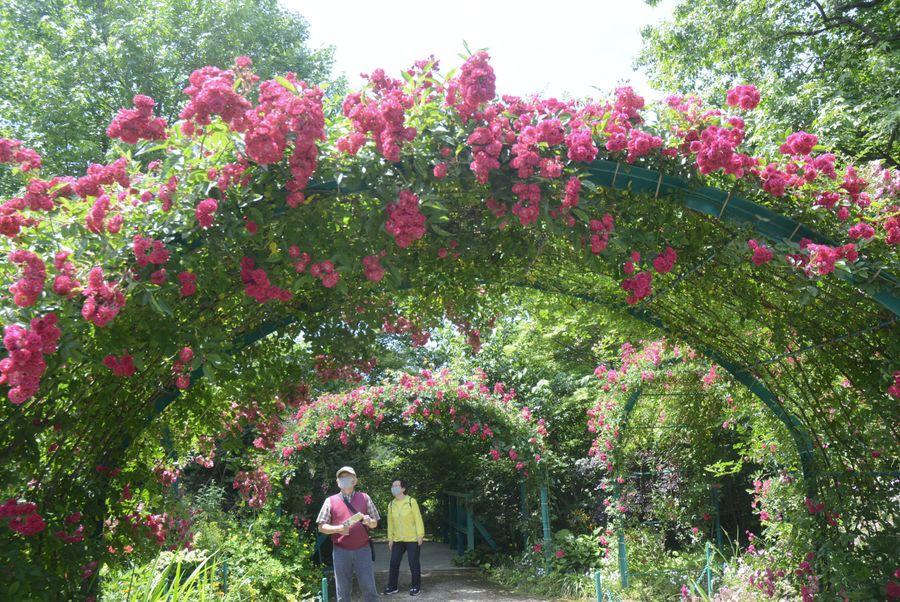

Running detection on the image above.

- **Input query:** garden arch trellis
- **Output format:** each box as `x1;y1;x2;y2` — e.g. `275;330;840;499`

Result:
124;157;897;487
278;369;555;558
1;53;897;597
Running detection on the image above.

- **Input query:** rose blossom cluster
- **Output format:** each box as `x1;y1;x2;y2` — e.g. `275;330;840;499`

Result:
589;214;614;255
81;267;125;327
250;73;325;205
337;69;416;162
106;94;167;144
178;271;197;296
362;253;386;282
383;315;431;347
511;182;541;226
52;251;80;297
798;240;858;276
1;499;46;536
0;313;61;404
103;353;136;377
9;250;46;307
510;118;565;179
725;84;761;110
602;86;663;163
195;198;217;228
652;246;678;274
171;346;194;390
466;119;510;184
747;239;774;266
386;190;426;247
74;158;130;199
447;51;496;120
179;66;252;135
154;463;181;487
621;271;653;305
233;468;271;508
132;235;170;268
563;176;581;209
0;137;42;172
0;177;61;237
240;257;292;302
309;259;340;288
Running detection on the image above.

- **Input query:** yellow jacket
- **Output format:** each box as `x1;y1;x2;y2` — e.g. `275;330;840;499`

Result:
387;496;424;542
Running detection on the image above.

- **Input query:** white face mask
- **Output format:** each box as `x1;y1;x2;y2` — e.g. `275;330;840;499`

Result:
391;486;403;496
338;477;354;489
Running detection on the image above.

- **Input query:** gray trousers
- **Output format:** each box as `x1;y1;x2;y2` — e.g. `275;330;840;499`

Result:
333;544;379;602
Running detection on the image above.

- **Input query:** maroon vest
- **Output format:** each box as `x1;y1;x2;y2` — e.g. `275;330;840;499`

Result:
329;492;370;550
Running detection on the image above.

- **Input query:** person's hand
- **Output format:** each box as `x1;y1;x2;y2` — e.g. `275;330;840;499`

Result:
363;515;375;528
338;523;350;536
417;537;424;546
388;540;393;550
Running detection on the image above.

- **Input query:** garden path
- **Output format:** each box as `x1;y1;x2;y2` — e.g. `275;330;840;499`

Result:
335;541;555;601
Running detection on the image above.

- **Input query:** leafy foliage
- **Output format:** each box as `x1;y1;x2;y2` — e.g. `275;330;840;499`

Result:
0;0;335;195
638;0;900;164
0;46;896;600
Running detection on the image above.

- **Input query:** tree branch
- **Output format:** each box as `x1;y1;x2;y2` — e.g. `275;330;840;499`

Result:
833;0;884;12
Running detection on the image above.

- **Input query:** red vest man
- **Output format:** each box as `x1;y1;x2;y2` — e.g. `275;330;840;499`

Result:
316;466;380;602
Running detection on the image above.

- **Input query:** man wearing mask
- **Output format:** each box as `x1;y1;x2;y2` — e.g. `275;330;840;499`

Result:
316;466;380;602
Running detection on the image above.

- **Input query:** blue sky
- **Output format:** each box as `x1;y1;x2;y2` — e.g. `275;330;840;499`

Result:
283;1;674;100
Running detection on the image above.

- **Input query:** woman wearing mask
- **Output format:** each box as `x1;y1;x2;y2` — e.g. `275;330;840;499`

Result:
383;478;424;596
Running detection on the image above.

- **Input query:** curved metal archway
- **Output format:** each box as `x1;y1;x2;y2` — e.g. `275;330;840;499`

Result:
122;159;899;493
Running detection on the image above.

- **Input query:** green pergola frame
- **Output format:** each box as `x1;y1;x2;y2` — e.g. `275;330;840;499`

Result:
124;160;899;490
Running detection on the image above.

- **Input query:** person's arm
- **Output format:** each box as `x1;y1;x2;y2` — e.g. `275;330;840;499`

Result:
319;522;350;536
387;500;394;541
316;498;350;536
363;493;379;529
412;498;425;545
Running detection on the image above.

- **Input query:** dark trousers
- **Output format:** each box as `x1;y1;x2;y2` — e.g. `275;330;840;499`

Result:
387;541;421;590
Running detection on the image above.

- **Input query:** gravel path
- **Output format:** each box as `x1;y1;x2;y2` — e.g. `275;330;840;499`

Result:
373;569;551;601
323;541;558;601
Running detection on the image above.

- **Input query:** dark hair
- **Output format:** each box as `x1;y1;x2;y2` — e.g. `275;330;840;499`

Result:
392;478;409;494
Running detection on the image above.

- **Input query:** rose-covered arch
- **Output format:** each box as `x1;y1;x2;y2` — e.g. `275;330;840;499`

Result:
280;369;548;474
0;52;897;598
582;339;893;599
276;368;551;549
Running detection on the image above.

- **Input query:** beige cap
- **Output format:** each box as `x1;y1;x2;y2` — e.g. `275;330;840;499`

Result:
336;466;357;478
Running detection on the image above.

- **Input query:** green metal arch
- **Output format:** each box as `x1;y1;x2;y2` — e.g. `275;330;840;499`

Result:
519;282;817;483
119;157;900;482
581;160;898;317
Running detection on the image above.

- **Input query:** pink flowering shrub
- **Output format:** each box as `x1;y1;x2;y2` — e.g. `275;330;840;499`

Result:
726;84;761;110
0;52;896;599
106;95;167;144
386;190;426;247
282;370;544;477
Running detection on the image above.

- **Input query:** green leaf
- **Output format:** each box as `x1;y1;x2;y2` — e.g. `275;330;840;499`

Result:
571;207;590;223
203;362;216;385
275;75;297;93
148;292;173;316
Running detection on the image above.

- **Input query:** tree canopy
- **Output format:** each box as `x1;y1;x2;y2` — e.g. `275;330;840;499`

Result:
0;47;897;599
0;0;335;195
638;0;900;164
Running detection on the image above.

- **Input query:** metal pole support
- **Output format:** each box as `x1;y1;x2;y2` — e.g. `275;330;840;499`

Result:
705;541;712;596
618;531;628;588
539;485;551;563
466;500;475;551
712;484;723;552
520;481;528;549
222;559;228;594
